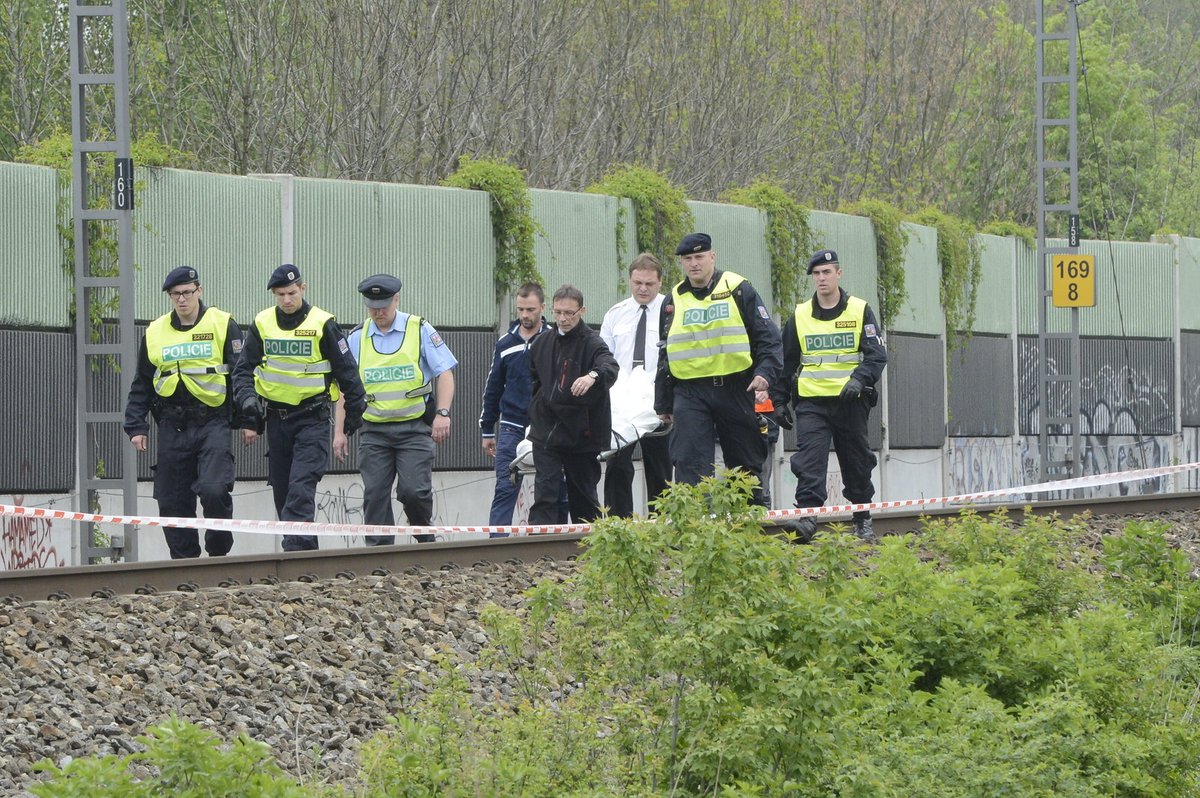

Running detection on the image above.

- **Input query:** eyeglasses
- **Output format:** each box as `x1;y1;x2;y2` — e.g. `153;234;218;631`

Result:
168;287;199;300
552;308;582;318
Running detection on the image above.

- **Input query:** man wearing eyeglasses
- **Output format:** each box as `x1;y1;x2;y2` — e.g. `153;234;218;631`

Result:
123;266;247;559
527;285;619;524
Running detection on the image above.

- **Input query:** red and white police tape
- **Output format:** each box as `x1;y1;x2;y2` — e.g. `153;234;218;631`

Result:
0;461;1196;541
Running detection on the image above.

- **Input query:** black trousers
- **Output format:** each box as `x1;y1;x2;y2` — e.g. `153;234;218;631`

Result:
530;444;602;524
669;379;767;505
603;433;671;517
153;416;235;559
790;397;876;518
266;406;331;551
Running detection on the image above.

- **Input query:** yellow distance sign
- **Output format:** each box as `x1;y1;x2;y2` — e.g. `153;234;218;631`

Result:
1051;254;1096;308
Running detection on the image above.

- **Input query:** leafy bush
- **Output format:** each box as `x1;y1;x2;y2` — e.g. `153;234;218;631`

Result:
361;480;1200;796
38;487;1200;797
32;716;314;798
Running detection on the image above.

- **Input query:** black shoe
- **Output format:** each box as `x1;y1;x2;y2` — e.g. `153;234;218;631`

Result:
778;517;817;544
852;517;877;543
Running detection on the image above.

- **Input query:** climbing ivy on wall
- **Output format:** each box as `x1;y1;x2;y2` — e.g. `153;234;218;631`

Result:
982;220;1035;250
16;131;187;327
587;165;693;287
724;179;819;317
911;207;983;352
840;198;909;330
443;155;543;303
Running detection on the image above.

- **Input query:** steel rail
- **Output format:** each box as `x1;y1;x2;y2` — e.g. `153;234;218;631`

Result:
4;492;1197;602
0;534;585;603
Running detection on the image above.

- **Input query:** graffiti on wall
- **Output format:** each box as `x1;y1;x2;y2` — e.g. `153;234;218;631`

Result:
1019;341;1173;435
1;496;65;569
1016;435;1170;499
1183;349;1200;424
316;482;364;527
1015;339;1174;496
315;482;366;547
1182;429;1200;491
946;438;1022;496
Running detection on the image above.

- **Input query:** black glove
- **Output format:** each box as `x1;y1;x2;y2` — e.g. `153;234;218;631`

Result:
343;413;363;437
240;397;265;433
840;377;864;400
774;403;794;430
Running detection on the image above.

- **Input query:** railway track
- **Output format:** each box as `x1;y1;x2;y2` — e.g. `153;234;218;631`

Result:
3;492;1196;602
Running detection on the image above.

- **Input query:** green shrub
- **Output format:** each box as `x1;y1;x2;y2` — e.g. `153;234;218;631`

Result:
43;482;1200;797
32;716;314;798
362;482;1200;796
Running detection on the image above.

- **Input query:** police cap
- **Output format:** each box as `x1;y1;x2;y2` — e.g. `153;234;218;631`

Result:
806;249;839;274
675;232;712;256
357;274;402;308
267;264;302;290
162;266;199;291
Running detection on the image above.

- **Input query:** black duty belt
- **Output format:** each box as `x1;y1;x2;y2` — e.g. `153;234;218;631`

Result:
158;404;227;427
680;372;749;387
266;398;330;419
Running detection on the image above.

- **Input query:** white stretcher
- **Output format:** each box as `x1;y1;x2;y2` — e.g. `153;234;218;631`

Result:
510;366;669;482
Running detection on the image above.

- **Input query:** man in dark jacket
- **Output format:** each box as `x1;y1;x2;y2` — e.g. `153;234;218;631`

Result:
479;282;565;527
528;284;619;524
775;250;887;542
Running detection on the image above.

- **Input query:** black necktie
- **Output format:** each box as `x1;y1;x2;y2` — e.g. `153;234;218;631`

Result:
632;304;648;368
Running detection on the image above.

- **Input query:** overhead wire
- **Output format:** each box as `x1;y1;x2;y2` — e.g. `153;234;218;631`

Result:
1072;1;1156;479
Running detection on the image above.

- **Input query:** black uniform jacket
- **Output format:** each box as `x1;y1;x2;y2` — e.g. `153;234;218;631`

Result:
775;288;888;405
528;322;619;453
123;303;246;438
231;301;367;423
654;269;783;414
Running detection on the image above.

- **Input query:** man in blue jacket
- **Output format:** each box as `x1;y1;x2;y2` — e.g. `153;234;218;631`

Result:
479;282;564;527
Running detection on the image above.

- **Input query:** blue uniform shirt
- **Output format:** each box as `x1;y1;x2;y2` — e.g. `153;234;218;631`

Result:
347;312;458;379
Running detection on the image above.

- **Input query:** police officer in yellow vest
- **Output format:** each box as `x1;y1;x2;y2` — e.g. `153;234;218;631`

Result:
332;274;458;545
654;233;783;505
777;250;887;542
232;264;367;551
124;266;245;559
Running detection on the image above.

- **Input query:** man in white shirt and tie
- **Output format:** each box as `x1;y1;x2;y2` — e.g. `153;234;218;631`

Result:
599;253;673;516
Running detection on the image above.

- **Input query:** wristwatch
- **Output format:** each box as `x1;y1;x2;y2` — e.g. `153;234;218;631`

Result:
435;408;451;418
587;370;599;380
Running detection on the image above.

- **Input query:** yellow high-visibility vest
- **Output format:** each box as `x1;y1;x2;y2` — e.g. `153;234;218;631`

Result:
252;306;335;405
145;308;231;408
666;272;752;379
358;315;428;423
794;295;866;398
